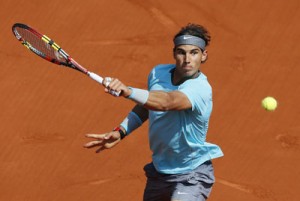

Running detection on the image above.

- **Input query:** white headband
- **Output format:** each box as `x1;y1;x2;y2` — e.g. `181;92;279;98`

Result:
174;35;206;50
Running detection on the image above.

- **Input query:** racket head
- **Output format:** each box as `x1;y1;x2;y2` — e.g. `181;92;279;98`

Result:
12;23;88;74
12;23;69;65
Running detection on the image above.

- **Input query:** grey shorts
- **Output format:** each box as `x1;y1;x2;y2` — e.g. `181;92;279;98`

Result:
143;161;215;201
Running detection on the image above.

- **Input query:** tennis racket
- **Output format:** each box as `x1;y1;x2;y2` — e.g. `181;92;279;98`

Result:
12;23;119;96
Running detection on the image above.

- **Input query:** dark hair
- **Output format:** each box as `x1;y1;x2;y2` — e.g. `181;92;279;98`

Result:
173;23;211;47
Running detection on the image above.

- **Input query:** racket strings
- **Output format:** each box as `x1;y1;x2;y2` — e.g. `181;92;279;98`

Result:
16;27;68;64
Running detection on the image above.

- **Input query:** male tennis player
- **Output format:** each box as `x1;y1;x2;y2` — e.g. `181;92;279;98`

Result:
84;23;224;201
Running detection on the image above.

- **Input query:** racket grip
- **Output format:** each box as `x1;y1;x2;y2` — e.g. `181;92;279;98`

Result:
88;72;121;97
88;72;103;84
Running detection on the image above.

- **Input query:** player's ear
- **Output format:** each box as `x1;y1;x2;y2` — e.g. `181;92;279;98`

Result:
201;50;208;63
172;47;176;58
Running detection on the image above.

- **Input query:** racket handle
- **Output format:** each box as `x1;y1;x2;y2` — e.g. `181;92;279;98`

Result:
88;72;121;97
88;72;103;84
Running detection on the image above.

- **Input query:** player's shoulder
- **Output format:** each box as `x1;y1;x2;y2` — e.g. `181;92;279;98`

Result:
151;64;175;73
148;64;174;83
148;64;175;79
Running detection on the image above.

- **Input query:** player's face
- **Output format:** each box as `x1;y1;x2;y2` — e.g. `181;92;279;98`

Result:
173;45;207;79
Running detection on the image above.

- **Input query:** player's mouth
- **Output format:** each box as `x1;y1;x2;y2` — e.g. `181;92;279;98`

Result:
182;65;193;70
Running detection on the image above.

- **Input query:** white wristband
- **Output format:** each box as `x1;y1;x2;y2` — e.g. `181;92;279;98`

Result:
127;87;149;105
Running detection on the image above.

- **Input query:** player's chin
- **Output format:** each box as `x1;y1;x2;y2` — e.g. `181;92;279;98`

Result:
183;70;197;78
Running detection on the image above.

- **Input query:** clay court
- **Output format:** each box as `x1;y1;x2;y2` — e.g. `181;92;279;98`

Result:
1;0;299;200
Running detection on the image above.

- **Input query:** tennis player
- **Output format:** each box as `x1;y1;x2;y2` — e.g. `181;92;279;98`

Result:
84;23;224;201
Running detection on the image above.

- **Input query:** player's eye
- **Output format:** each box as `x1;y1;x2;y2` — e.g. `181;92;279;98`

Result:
190;50;199;55
176;50;186;55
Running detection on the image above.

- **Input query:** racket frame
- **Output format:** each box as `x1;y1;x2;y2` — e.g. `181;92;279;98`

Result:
12;23;110;86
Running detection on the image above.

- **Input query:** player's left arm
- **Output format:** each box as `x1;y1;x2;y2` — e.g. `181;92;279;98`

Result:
103;78;191;111
144;90;191;111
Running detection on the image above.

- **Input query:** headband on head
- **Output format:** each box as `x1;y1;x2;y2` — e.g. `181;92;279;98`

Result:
174;35;206;50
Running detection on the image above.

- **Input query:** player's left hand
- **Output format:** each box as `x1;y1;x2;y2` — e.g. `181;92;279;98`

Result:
84;131;121;153
103;77;132;97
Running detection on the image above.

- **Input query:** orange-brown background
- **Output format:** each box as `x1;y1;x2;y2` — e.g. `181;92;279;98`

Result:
1;0;299;200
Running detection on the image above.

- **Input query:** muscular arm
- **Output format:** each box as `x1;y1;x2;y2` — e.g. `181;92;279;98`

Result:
144;90;192;111
102;77;192;112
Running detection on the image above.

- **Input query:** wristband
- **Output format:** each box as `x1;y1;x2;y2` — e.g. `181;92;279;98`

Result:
120;111;143;135
127;87;149;105
113;127;126;139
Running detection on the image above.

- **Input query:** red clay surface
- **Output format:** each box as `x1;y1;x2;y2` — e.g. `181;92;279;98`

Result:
1;0;299;200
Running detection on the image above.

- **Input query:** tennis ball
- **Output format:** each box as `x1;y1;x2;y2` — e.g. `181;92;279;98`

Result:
261;96;277;111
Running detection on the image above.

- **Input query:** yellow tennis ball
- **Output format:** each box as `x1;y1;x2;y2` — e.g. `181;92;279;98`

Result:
262;96;277;111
